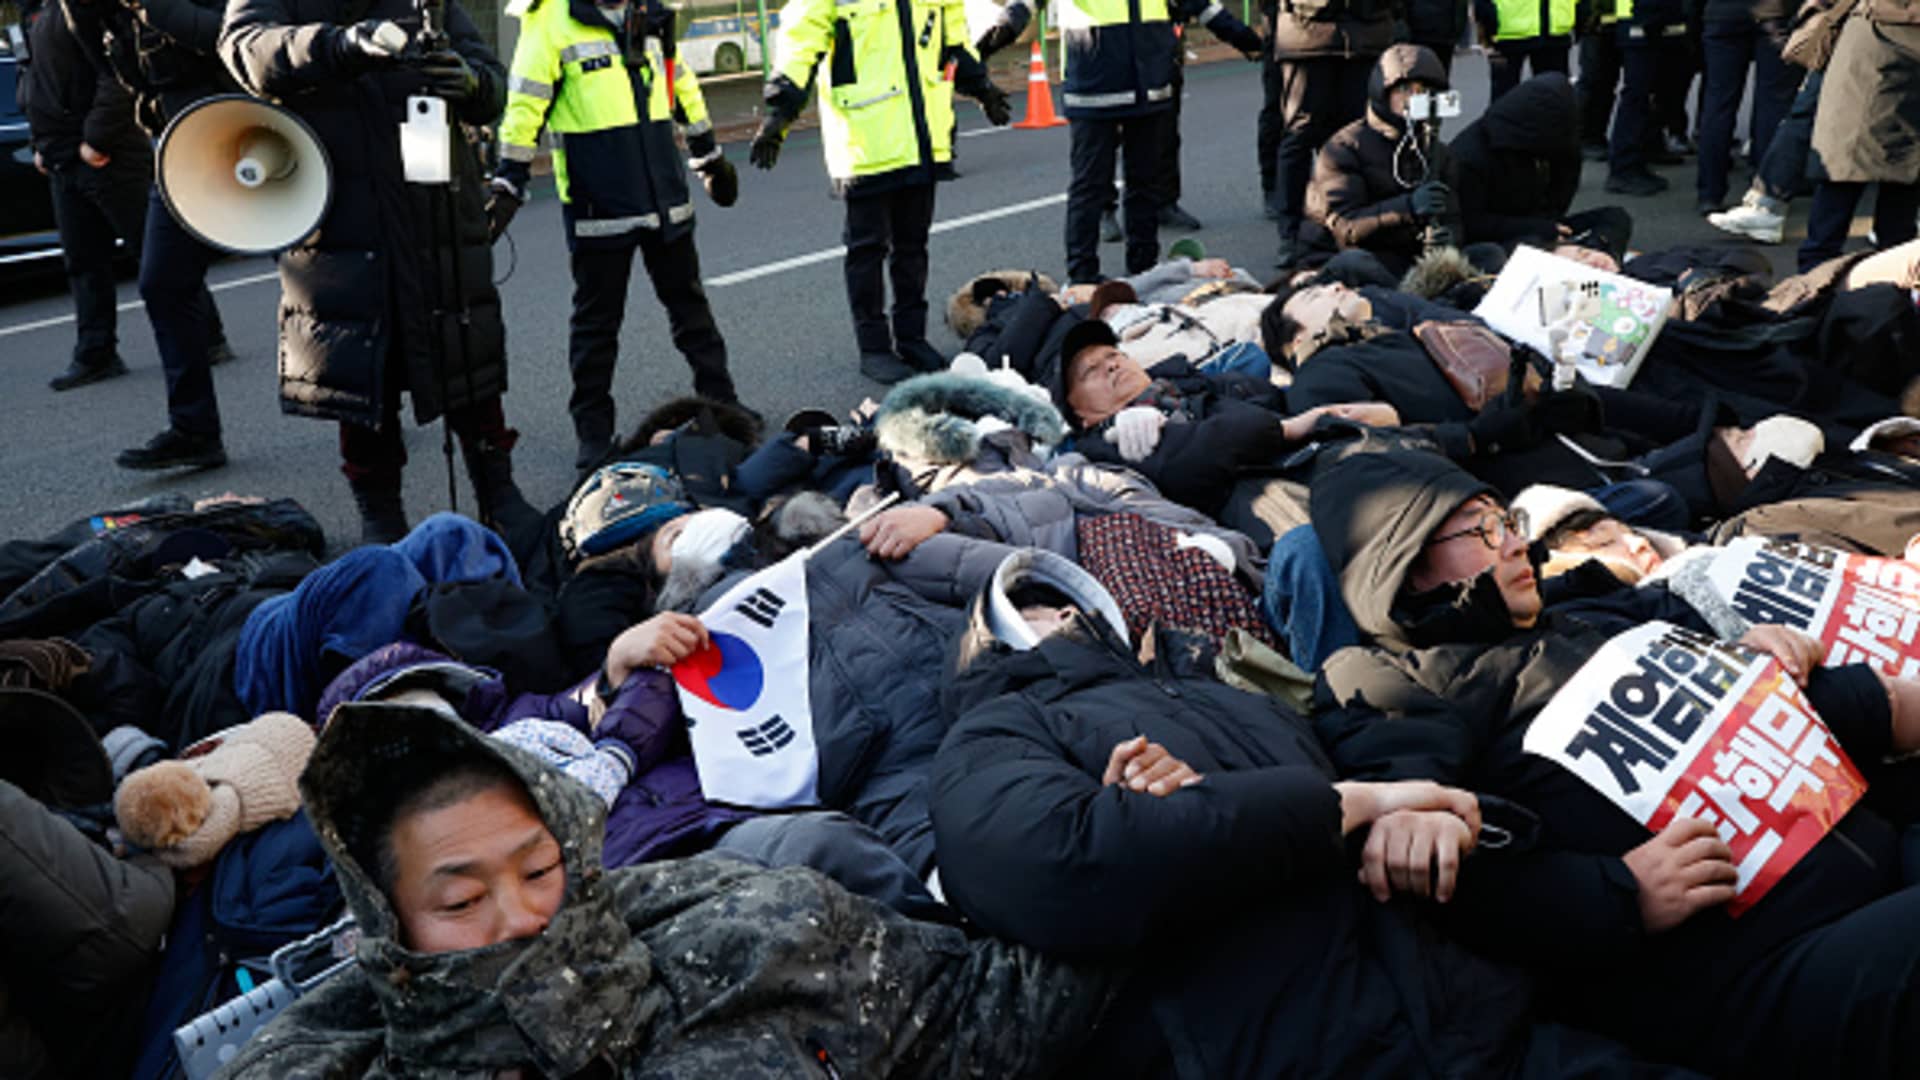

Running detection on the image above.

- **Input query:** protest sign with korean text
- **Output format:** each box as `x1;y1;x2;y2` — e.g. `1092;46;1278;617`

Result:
1703;536;1920;679
672;554;818;808
1523;621;1866;914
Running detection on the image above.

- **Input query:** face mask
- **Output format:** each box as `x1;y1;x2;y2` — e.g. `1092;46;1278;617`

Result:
669;508;749;566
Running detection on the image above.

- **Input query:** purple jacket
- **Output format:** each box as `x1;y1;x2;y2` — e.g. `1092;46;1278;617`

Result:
317;643;749;866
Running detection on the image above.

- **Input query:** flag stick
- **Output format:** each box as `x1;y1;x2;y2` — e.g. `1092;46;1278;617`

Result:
803;492;902;560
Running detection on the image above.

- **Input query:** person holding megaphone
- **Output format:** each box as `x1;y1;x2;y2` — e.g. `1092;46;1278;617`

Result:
218;0;540;544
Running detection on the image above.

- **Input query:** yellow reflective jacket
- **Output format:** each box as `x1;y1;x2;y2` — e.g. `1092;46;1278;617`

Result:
771;0;973;191
1492;0;1575;38
499;0;713;245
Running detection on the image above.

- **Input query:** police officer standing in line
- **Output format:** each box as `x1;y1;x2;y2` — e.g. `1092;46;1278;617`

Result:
18;0;147;392
221;0;540;544
489;0;745;476
977;0;1259;285
751;0;1011;384
1576;0;1621;160
61;0;238;470
1603;0;1688;195
1258;0;1397;269
1475;0;1573;101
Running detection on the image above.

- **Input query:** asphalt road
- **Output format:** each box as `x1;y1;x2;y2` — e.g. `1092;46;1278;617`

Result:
0;54;1814;548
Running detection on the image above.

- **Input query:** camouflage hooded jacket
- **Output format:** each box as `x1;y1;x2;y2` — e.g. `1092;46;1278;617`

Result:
213;701;1113;1079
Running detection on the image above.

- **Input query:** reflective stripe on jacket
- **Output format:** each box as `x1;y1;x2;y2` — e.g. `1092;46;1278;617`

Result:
500;0;709;245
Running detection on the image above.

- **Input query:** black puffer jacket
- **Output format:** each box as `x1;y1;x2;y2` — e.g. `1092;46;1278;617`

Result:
1302;44;1460;272
1072;357;1291;517
1449;72;1581;251
1309;447;1916;1077
929;552;1690;1079
220;0;508;428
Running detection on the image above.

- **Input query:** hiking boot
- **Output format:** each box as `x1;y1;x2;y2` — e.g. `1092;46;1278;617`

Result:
1604;170;1669;197
896;339;946;374
349;475;409;546
460;435;542;540
1159;203;1203;231
860;351;919;385
1708;193;1786;244
116;428;226;471
49;354;128;392
206;339;237;366
1099;210;1122;243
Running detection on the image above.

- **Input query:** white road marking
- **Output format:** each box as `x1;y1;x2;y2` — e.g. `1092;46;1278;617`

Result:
704;190;1069;287
0;269;281;340
0;152;1072;335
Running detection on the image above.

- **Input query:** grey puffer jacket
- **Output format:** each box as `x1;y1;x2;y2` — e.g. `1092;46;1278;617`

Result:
214;700;1112;1079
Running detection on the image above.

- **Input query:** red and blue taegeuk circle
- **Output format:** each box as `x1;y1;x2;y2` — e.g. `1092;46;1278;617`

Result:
673;632;765;711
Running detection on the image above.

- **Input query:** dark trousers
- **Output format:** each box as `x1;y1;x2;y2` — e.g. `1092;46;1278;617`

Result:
1654;24;1700;140
567;227;735;470
338;387;515;483
46;160;149;367
1696;19;1797;203
1578;29;1621;148
1269;56;1373;234
1754;68;1822;202
1608;35;1686;175
1067;110;1170;283
1488;36;1571;102
841;180;937;358
137;183;226;437
1799;180;1920;272
1159;65;1185;207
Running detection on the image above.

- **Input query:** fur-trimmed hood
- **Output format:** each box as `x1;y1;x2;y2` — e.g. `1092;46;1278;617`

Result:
1400;246;1482;300
876;372;1068;465
946;269;1060;340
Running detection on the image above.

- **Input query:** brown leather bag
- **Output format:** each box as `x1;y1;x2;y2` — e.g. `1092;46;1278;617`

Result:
1414;320;1514;411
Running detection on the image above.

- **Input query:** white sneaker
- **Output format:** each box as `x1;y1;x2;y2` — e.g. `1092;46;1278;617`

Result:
1708;195;1786;244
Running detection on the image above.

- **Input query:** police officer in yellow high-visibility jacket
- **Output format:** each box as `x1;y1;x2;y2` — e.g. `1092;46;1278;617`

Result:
749;0;1011;384
975;0;1262;284
489;0;742;473
1473;0;1575;101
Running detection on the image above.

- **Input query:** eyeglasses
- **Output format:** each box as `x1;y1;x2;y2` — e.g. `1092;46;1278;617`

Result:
1427;506;1529;551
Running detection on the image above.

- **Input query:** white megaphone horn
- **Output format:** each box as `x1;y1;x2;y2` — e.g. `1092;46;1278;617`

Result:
156;94;333;256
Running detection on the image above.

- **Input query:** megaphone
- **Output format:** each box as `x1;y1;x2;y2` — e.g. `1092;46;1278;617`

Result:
157;94;333;256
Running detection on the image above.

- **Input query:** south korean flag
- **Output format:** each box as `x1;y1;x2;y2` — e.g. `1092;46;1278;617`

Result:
673;553;818;808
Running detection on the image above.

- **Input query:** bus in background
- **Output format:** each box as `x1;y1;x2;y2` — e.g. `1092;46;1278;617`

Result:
677;10;777;76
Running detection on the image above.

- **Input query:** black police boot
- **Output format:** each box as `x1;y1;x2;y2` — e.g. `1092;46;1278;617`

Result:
1100;209;1123;243
1159;203;1203;231
116;428;226;471
349;475;410;546
1604;169;1669;196
49;353;129;392
206;339;237;366
860;351;919;384
460;435;542;541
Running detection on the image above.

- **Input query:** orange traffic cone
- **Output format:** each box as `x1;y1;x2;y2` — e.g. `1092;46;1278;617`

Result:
1013;40;1067;129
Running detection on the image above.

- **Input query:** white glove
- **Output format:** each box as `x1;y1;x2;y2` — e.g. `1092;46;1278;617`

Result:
1111;406;1166;463
669;508;750;566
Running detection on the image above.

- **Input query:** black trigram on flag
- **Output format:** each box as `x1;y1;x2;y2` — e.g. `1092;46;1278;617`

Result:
735;588;787;629
738;714;796;757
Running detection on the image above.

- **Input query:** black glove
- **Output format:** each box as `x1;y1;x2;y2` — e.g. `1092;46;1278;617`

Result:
696;153;739;206
1534;386;1605;437
485;179;521;241
1219;21;1264;58
975;83;1012;126
418;48;479;102
1410;180;1453;221
749;116;785;170
335;18;409;75
975;5;1029;58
